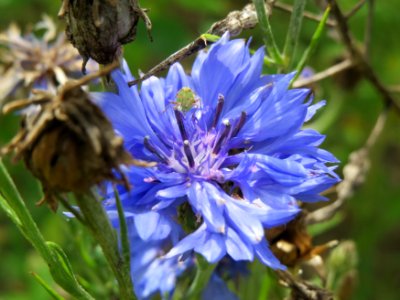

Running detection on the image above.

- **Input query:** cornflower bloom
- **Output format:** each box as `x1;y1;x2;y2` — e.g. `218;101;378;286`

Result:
95;33;339;298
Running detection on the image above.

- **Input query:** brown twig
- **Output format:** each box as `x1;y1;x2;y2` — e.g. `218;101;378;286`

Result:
128;38;207;86
276;270;333;300
306;108;388;225
293;59;354;88
345;0;367;19
273;1;337;27
388;85;400;94
128;2;262;86
327;0;400;115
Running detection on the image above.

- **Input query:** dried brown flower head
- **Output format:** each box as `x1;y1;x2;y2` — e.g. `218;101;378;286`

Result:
267;213;337;268
0;15;96;105
1;63;151;211
59;0;152;72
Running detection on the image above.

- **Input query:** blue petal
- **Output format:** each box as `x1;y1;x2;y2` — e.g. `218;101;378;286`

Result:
255;240;286;269
195;231;226;263
134;211;160;240
156;183;188;199
224;200;264;244
164;225;207;259
202;274;239;300
226;227;254;261
305;100;326;122
187;182;226;233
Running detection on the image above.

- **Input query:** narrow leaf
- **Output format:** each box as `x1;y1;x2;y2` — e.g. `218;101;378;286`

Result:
186;255;217;300
252;0;284;64
47;242;78;278
114;187;131;276
292;5;331;84
75;192;136;299
0;159;94;299
283;0;307;69
0;193;21;226
31;272;65;300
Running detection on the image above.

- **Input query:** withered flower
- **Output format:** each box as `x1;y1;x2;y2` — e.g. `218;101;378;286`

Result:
1;63;150;211
59;0;152;72
266;212;337;268
0;15;96;105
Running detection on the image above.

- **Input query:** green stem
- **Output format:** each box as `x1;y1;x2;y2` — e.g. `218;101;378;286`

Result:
74;193;136;300
0;159;93;300
31;272;65;300
252;0;284;65
291;5;331;85
186;255;217;299
283;0;307;70
114;188;132;279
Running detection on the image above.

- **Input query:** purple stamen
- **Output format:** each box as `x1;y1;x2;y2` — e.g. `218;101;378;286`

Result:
213;119;231;154
174;109;188;141
231;111;247;137
212;94;225;128
144;136;166;161
183;140;195;168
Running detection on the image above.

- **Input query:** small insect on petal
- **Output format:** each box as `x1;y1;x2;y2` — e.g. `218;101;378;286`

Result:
173;87;199;112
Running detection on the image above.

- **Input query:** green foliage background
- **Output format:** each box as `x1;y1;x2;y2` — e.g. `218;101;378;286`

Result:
0;0;399;299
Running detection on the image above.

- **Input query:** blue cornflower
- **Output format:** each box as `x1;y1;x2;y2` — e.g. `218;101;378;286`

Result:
105;207;191;299
94;32;339;297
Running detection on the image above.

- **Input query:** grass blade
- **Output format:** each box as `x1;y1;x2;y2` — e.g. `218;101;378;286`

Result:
283;0;307;69
292;5;331;84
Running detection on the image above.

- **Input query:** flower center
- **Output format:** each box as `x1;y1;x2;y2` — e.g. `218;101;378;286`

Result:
144;89;247;182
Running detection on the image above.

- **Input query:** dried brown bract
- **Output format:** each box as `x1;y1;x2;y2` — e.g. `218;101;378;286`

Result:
59;0;152;73
267;212;337;268
1;63;152;211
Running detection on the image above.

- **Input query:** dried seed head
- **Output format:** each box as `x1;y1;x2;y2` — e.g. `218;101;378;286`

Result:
266;212;337;267
59;0;152;72
0;16;96;106
1;63;152;211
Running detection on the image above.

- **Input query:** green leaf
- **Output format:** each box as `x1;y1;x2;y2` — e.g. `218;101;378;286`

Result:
237;261;274;299
47;242;78;279
186;255;217;300
74;193;136;300
252;0;284;65
0;159;94;300
31;272;65;300
291;4;331;84
308;212;344;236
114;187;131;276
0;159;52;258
283;0;307;69
0;192;21;226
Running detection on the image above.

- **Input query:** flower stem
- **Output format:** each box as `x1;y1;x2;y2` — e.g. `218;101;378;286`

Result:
186;255;217;299
0;159;93;299
283;0;307;70
291;4;331;84
74;192;136;300
252;0;284;65
114;187;132;282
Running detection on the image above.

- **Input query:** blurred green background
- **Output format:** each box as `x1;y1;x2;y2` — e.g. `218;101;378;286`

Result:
0;0;399;299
